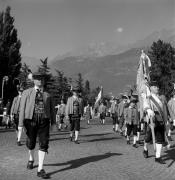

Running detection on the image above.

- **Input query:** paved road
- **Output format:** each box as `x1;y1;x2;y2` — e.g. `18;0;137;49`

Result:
0;118;175;180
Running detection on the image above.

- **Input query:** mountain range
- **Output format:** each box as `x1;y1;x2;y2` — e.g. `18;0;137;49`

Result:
22;28;175;96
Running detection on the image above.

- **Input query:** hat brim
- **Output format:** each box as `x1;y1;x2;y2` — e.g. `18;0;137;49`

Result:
122;95;128;99
33;75;44;80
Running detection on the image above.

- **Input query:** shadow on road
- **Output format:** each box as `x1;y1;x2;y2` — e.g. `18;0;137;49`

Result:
50;132;70;137
46;152;122;176
83;137;120;143
81;132;112;137
0;128;15;133
49;137;68;142
162;145;175;167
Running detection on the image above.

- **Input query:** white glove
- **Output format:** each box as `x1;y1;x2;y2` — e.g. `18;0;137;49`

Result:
147;109;155;118
173;119;175;126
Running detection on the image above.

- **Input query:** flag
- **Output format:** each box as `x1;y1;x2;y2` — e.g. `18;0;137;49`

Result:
95;86;103;106
136;50;151;120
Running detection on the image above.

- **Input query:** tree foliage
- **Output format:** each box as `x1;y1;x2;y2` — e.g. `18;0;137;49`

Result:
0;6;21;104
38;57;53;92
148;39;175;99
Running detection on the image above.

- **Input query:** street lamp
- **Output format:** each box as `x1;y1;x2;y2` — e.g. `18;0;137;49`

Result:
1;76;9;99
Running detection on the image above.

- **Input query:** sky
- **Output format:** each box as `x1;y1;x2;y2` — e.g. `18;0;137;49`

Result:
0;0;175;60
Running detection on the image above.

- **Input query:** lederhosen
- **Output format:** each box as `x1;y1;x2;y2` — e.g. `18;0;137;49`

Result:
144;95;165;144
99;105;106;120
126;107;138;136
69;99;81;131
24;90;50;152
111;104;118;125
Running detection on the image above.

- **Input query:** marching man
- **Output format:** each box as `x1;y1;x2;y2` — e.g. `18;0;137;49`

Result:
66;87;83;144
10;86;24;146
142;79;168;164
19;72;54;179
110;97;119;132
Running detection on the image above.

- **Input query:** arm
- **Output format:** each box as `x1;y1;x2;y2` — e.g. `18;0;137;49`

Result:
18;91;27;127
10;97;16;116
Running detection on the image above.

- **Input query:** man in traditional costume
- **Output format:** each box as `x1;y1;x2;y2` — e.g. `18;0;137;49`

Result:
10;87;24;146
118;93;129;135
84;102;93;124
19;72;54;179
66;87;83;144
125;96;139;147
110;97;119;132
167;91;175;141
56;99;66;131
142;80;168;164
98;101;107;124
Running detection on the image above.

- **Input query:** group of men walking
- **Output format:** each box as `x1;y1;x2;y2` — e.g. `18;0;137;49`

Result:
107;78;175;165
6;65;175;179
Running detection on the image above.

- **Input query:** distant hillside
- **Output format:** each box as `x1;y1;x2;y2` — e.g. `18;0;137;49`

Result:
50;48;143;95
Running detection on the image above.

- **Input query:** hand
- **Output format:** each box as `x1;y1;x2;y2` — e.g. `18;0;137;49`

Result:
147;109;155;118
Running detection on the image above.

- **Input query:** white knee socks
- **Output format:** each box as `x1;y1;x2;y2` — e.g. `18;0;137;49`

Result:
38;150;45;171
155;143;162;158
29;149;34;161
75;130;79;141
17;127;23;142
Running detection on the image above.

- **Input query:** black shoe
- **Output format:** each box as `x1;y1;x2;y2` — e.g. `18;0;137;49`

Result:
133;144;138;148
168;136;173;141
136;140;142;144
155;158;166;164
69;136;73;142
143;150;148;158
37;169;49;179
17;141;22;146
27;161;34;170
74;140;80;144
113;128;115;132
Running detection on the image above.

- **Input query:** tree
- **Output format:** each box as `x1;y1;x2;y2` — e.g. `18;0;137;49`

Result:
84;80;90;95
148;39;175;99
51;69;71;103
75;73;84;93
0;6;21;104
38;57;53;92
18;63;32;89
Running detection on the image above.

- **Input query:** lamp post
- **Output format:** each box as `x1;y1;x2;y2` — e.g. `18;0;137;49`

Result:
1;76;9;99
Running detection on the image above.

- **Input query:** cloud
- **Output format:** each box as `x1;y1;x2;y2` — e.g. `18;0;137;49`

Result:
116;27;123;33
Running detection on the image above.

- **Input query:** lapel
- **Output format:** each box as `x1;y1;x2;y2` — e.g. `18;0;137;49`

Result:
150;95;164;121
30;88;36;105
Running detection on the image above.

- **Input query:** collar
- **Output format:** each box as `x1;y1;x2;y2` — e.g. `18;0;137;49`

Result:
34;86;43;92
73;95;78;99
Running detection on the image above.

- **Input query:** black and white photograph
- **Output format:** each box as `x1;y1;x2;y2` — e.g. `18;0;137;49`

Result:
0;0;175;179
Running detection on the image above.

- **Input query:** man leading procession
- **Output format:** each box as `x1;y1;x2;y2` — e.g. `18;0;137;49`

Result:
18;71;54;178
